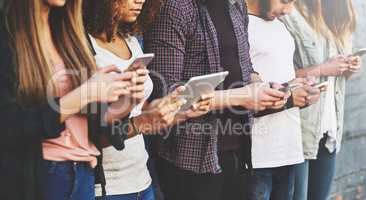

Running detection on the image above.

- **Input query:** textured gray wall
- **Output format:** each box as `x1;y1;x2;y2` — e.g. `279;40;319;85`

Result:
330;1;366;199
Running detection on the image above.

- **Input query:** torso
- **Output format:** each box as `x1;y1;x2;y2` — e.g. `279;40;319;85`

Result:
248;15;304;168
42;27;100;168
280;6;347;158
206;0;245;152
90;34;153;195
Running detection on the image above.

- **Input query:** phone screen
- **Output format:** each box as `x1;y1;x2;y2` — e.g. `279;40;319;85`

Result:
353;49;366;57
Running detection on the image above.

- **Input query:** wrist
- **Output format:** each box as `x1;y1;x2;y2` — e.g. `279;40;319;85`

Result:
230;87;249;108
59;86;89;118
81;84;92;108
175;112;188;123
80;83;93;104
133;114;150;133
318;63;328;76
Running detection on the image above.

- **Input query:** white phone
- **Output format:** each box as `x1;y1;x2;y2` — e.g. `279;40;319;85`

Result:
179;71;229;111
312;81;328;89
124;53;155;72
352;48;366;57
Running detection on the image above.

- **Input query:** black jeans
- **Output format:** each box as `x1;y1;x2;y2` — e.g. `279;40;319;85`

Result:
156;150;246;200
245;165;295;200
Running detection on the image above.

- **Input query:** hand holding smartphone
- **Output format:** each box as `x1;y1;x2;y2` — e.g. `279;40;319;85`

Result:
278;83;303;93
312;81;328;89
307;81;328;94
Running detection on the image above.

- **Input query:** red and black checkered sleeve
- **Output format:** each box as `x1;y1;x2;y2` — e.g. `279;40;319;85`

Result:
242;1;255;74
144;1;192;101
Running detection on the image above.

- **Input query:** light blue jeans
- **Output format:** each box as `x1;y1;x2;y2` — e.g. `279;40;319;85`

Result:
293;136;336;200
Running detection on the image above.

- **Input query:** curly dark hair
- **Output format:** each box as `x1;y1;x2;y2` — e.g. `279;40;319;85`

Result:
83;0;163;42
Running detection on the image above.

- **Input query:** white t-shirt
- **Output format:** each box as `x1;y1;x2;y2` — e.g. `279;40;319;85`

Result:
248;15;304;169
90;35;154;196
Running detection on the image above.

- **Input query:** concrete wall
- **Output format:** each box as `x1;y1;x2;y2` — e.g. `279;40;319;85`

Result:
330;1;366;199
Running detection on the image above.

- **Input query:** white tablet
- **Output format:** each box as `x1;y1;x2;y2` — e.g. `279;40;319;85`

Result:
179;71;229;111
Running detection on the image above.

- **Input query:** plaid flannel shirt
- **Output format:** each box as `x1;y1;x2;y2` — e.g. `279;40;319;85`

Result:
144;0;254;174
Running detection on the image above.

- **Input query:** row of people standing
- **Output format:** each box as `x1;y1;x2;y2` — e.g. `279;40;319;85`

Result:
0;0;361;200
284;0;359;199
144;0;360;199
0;0;196;199
246;0;359;200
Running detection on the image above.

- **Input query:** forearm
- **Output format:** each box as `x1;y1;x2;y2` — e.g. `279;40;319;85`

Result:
295;64;323;78
59;85;89;122
131;112;177;136
210;89;246;110
173;113;189;125
131;114;152;135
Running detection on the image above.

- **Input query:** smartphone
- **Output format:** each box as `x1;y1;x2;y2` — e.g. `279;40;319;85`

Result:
312;81;328;89
124;53;155;72
279;83;302;93
352;48;366;57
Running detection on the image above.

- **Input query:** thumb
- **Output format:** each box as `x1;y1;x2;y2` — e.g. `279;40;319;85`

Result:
167;86;186;100
99;65;121;74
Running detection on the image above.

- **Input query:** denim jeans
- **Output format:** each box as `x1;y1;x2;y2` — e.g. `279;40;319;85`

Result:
144;135;165;200
96;185;155;200
40;160;95;200
246;165;295;200
293;136;336;200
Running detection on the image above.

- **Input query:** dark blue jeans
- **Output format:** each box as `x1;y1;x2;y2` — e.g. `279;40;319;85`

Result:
96;185;155;200
40;160;95;200
293;136;336;200
246;165;295;200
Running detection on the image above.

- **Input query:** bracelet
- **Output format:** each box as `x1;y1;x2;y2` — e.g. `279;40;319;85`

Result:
129;118;141;135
